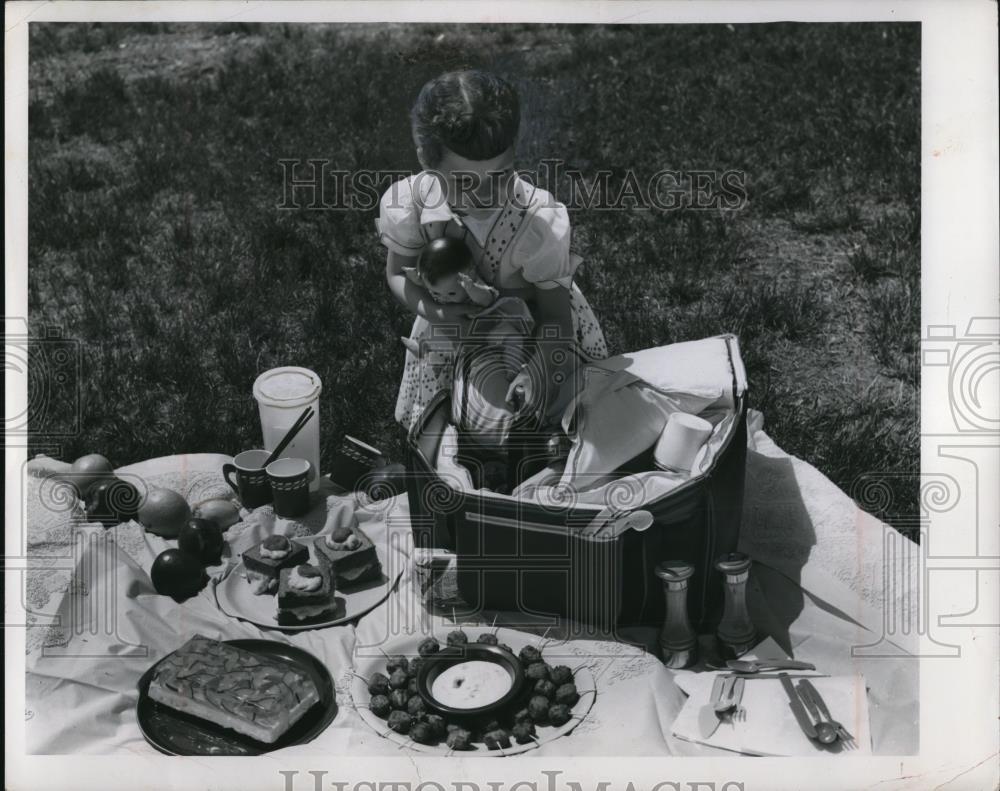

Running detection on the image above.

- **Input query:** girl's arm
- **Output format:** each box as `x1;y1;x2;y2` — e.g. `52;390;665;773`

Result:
506;283;578;422
385;250;472;324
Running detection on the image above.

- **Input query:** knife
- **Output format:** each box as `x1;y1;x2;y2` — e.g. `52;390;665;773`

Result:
697;675;727;739
778;672;817;739
727;659;816;673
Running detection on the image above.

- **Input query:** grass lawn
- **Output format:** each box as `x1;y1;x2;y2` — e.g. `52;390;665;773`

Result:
27;22;921;536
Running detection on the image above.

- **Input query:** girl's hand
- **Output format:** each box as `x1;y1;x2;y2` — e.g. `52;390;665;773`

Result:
505;367;536;414
458;273;498;307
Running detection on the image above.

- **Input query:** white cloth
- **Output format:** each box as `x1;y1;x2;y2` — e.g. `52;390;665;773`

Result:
22;419;919;755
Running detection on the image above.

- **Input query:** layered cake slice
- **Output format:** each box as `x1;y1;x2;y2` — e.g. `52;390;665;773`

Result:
146;634;319;744
314;496;383;590
242;534;309;595
277;563;338;624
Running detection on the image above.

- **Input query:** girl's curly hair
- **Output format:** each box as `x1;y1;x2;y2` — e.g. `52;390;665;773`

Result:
410;69;520;169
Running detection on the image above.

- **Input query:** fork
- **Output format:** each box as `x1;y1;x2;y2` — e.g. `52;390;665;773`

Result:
731;677;747;722
796;680;856;750
714;676;746;724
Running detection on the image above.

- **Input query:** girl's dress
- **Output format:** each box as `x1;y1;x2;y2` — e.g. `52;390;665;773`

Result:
376;171;609;429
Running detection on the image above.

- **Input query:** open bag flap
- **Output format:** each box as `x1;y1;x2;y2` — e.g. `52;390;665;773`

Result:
412;335;748;521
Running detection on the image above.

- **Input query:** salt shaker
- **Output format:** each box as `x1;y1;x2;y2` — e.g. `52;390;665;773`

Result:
654;560;698;668
715;552;757;658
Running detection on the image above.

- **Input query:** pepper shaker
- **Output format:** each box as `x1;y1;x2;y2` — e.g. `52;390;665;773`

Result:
654;560;698;668
715;552;757;658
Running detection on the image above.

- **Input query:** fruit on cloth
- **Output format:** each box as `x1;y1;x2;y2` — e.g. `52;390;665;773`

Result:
406;696;426;717
518;645;542;666
388;669;408;689
138;488;192;538
476;633;499;645
151;548;205;599
70;454;115;496
85;477;141;526
178;518;224;565
192;498;240;529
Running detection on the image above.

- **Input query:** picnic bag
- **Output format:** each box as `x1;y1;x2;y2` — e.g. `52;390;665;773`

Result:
406;334;749;632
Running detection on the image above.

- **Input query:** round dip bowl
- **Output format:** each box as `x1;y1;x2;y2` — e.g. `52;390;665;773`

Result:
416;644;526;723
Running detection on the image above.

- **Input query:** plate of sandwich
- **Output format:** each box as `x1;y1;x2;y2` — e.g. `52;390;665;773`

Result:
136;635;337;755
215;523;402;631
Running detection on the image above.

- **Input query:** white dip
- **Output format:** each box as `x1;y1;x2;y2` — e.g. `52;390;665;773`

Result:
430;661;512;709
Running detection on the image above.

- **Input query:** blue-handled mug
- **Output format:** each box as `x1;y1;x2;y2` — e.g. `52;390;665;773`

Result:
222;449;273;509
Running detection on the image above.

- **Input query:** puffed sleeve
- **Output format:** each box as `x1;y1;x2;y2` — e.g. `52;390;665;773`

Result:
374;177;425;257
511;200;582;290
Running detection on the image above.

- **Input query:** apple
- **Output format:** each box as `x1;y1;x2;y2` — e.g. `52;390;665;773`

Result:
69;453;115;497
151;548;206;599
178;518;224;565
85;477;140;527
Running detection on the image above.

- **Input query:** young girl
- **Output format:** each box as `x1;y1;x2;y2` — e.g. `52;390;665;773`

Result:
377;69;608;431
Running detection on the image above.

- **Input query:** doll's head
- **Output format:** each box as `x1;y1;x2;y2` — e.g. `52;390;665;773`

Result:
410;69;520;173
415;237;475;303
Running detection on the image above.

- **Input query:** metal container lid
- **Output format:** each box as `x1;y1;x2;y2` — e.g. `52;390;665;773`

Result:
715;552;752;575
655;560;695;582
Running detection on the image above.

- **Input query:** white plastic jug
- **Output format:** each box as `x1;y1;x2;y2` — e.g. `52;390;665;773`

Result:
252;367;323;493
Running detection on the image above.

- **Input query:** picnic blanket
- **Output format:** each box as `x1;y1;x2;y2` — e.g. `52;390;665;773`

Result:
21;411;919;755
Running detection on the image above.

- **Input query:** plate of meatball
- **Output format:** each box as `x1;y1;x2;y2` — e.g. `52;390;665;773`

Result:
350;626;597;755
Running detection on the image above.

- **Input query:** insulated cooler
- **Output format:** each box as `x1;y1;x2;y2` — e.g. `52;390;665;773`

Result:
406;335;748;633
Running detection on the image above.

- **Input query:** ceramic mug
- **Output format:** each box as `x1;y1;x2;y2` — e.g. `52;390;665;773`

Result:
266;457;311;518
222;449;273;508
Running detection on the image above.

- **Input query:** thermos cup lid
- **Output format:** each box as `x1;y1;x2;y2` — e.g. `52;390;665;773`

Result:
253;367;322;408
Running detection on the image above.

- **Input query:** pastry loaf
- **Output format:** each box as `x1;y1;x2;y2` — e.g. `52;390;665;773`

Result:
147;635;319;743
